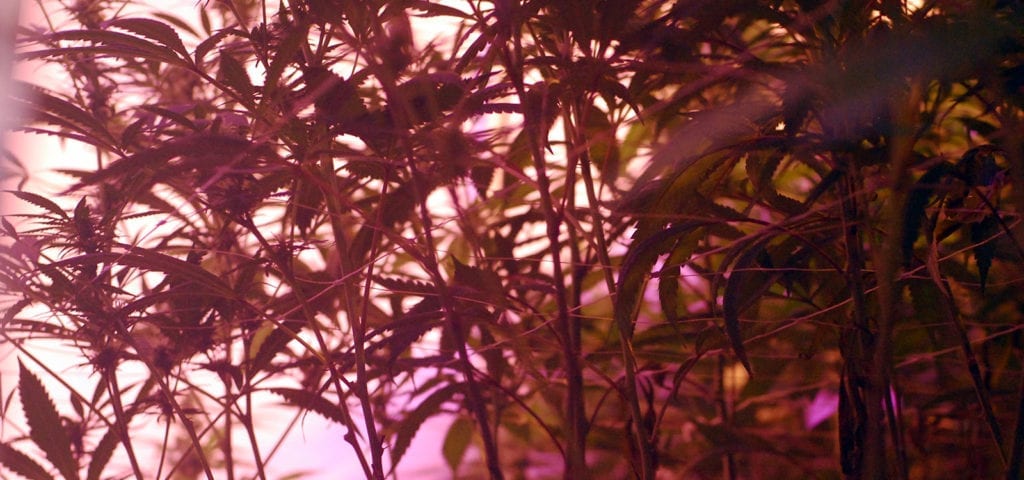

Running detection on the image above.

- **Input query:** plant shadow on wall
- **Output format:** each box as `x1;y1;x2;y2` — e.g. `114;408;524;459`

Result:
2;1;1024;479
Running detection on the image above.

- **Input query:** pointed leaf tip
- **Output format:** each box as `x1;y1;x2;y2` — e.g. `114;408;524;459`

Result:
442;417;474;473
18;362;80;480
970;215;998;294
105;17;189;58
0;443;54;480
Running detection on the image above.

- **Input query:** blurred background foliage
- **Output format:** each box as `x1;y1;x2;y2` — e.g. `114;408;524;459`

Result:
2;0;1024;478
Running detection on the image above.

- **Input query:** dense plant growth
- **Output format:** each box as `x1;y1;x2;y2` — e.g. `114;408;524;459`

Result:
2;0;1024;478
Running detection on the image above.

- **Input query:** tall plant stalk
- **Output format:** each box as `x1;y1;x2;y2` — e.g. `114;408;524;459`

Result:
2;1;1023;479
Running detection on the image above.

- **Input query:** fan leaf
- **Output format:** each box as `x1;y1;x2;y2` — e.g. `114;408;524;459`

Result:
389;383;464;470
617;222;711;340
442;416;475;474
43;30;188;66
902;162;951;265
85;427;119;480
3;191;68;220
105;17;190;59
46;248;234;301
218;52;255;104
270;388;346;425
0;443;54;480
970;215;999;293
9;83;119;150
18;362;79;480
721;239;776;375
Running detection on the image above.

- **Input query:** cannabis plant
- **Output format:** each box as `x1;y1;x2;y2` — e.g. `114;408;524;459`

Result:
2;1;1024;479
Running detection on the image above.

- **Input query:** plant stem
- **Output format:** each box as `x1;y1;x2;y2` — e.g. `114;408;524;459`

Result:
565;99;655;477
105;369;145;479
405;152;505;479
311;154;383;479
241;385;267;480
838;159;886;480
871;81;923;480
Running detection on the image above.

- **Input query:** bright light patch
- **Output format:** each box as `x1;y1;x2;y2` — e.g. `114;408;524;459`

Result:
804;388;838;430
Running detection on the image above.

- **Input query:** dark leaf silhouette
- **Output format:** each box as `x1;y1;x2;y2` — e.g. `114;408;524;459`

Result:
270;388;346;425
0;443;54;480
970;215;999;293
18;362;79;480
902;162;951;265
389;383;464;470
104;17;190;59
442;416;474;474
3;2;1023;479
85;428;119;480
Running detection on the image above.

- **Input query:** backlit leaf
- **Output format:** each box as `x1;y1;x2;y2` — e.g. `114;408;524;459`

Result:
70;133;258;190
261;24;309;103
957;145;1003;187
632;149;736;242
2;298;32;327
377;296;444;366
105;18;190;58
390;383;463;470
270;388;346;425
218;52;255;103
617;222;711;340
43;30;187;66
138;105;198;131
442;416;475;474
290;176;324;236
19;361;79;480
4;190;68;220
658;229;702;324
721;239;775;375
9;83;118;150
658;262;681;324
194;29;234;65
248;319;305;377
582;103;620;185
452;257;507;308
0;443;53;480
46;248;234;299
151;12;201;37
85;427;119;480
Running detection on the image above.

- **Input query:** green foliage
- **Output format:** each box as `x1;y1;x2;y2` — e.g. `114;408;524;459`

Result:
443;416;474;474
2;0;1024;479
